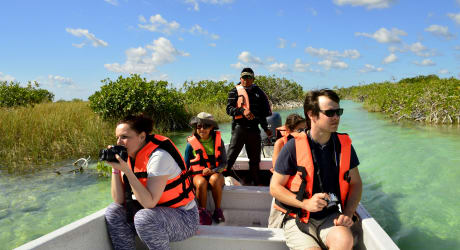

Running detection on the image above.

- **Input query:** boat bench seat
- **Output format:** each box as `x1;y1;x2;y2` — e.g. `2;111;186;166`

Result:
169;225;289;250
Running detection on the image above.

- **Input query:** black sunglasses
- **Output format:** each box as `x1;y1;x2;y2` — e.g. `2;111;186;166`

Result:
242;75;253;80
319;108;344;117
196;124;212;129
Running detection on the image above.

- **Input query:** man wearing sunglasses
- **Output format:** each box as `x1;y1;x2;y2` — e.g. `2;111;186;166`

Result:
270;89;362;250
226;67;272;185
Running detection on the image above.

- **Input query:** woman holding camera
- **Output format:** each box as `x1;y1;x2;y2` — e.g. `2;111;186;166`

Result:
104;114;198;250
184;112;227;225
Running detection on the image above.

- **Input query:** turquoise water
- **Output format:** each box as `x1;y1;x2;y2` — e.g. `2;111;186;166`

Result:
1;101;459;249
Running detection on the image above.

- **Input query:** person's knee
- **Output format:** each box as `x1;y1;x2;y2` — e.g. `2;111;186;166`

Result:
326;226;353;250
194;176;208;189
134;208;161;230
105;203;124;221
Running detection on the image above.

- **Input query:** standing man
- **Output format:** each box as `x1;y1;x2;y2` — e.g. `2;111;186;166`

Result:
226;67;272;185
270;89;362;250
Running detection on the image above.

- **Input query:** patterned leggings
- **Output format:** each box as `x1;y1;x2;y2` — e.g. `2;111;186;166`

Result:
105;202;199;250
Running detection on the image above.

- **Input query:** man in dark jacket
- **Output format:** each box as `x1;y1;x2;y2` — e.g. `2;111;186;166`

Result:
225;67;272;185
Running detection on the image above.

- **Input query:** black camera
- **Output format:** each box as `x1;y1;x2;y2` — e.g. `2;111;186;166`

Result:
324;193;339;208
99;145;128;162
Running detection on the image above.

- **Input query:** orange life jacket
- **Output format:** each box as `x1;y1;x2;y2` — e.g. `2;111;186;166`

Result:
187;131;224;176
234;84;249;119
274;132;352;223
121;134;195;208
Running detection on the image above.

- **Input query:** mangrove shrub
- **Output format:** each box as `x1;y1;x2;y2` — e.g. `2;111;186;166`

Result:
0;81;54;108
182;80;233;106
337;75;460;124
89;74;189;131
255;75;304;105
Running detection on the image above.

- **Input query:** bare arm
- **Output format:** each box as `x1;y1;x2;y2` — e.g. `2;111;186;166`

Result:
343;167;362;217
111;171;125;204
334;167;362;227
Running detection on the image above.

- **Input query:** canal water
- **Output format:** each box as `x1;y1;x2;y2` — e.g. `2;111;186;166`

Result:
1;101;459;249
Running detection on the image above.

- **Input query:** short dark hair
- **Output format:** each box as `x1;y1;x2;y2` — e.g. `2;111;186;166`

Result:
285;114;306;132
117;114;153;135
303;89;340;128
241;67;254;74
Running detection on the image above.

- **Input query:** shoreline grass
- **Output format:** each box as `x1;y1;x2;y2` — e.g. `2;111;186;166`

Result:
1;100;302;173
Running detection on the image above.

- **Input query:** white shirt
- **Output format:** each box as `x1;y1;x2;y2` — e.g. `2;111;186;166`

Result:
145;148;196;210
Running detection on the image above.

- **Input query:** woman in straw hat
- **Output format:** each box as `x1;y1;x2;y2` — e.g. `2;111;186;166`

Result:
185;112;227;225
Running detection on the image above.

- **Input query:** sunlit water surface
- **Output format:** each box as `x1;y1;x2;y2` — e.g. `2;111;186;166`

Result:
1;101;459;249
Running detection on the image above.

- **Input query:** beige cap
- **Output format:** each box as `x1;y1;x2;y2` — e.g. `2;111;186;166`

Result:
189;112;219;129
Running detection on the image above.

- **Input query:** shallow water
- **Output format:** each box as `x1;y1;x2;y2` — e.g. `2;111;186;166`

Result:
2;101;459;249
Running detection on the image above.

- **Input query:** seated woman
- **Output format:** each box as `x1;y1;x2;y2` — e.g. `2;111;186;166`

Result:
104;114;198;250
272;114;306;166
185;112;227;225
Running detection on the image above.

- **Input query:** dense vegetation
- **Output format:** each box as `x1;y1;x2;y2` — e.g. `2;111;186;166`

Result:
89;75;189;131
0;81;54;108
337;75;460;124
1;75;304;172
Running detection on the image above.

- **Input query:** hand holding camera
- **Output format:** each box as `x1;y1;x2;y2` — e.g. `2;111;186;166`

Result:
99;145;128;163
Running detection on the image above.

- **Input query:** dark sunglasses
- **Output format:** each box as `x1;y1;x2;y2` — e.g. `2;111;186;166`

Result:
319;108;344;117
196;124;212;129
242;75;253;80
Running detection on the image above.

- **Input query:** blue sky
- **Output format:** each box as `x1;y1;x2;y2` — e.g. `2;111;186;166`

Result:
1;0;459;100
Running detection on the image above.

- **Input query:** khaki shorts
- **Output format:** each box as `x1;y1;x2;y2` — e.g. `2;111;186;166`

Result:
283;212;340;250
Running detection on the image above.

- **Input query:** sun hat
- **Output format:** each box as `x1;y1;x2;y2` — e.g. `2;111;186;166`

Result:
190;112;219;129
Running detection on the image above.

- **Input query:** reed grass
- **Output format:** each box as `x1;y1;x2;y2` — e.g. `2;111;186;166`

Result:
0;102;114;173
185;103;232;124
1;100;294;173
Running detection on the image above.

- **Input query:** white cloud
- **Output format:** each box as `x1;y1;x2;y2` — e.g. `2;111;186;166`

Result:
268;62;291;73
383;53;397;64
230;62;246;69
189;24;219;40
414;59;435;66
105;37;189;74
72;42;85;48
46;75;75;88
425;25;455;40
0;72;15;82
278;38;287;48
305;47;360;59
104;0;118;6
266;57;276;62
237;51;264;65
185;0;234;11
447;13;460;25
318;59;348;70
438;69;449;74
66;28;108;47
389;42;436;57
333;0;395;9
291;42;297;48
138;14;180;35
209;43;216;47
294;59;311;72
455;45;460;50
355;27;407;43
360;64;383;73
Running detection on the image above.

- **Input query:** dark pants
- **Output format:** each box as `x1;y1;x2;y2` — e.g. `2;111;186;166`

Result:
226;124;262;185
